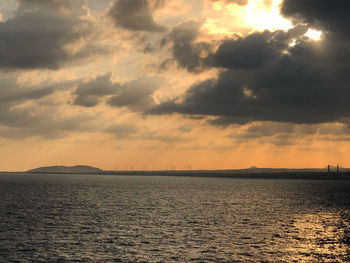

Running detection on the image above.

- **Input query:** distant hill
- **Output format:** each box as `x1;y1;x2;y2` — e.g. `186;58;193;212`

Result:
27;165;103;174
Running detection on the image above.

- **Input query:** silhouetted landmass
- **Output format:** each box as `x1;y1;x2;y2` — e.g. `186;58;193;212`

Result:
20;165;350;180
27;165;102;174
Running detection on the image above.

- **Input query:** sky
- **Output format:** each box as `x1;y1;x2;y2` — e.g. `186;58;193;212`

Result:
0;0;349;171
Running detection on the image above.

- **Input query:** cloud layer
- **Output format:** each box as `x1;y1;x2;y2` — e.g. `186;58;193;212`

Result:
150;1;350;126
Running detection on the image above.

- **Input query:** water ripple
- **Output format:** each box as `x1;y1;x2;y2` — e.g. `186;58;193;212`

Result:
0;174;349;262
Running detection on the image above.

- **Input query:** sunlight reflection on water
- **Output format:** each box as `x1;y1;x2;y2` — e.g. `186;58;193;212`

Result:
285;212;350;262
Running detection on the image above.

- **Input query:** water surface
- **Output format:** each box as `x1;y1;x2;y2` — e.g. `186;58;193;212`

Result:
0;174;349;262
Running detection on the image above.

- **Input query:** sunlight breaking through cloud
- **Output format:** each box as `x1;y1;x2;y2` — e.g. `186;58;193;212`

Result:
305;28;323;40
243;0;293;31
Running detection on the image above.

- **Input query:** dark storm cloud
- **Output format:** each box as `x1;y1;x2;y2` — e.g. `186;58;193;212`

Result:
0;0;95;70
209;31;289;69
109;0;166;32
150;21;350;125
281;0;350;36
73;73;159;111
165;20;211;72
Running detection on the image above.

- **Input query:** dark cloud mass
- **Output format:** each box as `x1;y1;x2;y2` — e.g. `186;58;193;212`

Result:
209;31;288;69
281;0;350;36
0;0;94;70
109;0;166;32
150;1;350;125
166;20;211;72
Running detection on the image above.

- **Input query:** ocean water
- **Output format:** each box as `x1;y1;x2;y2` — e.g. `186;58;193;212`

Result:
0;174;349;262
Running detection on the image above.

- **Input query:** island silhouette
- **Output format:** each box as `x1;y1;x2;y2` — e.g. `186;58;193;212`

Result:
27;165;103;174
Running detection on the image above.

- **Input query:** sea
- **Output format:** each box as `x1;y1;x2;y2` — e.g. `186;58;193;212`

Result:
0;173;349;262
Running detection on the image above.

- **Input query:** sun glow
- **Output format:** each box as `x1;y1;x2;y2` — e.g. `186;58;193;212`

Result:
243;0;293;31
203;0;293;37
305;28;323;41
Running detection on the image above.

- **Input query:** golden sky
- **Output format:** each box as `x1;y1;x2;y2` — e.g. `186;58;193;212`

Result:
0;0;349;171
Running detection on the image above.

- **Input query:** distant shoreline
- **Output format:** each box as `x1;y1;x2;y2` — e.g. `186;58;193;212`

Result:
1;170;350;180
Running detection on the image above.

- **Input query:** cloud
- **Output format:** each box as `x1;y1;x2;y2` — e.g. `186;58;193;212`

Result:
109;0;166;32
0;73;93;139
0;114;96;139
208;30;289;69
17;0;80;9
73;72;160;111
165;20;211;72
281;0;350;36
0;77;55;105
208;0;248;6
73;73;121;107
0;72;77;106
104;123;139;138
0;101;92;139
150;24;350;125
0;90;100;138
226;121;350;146
228;122;315;140
108;77;160;111
104;123;187;143
0;0;97;70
